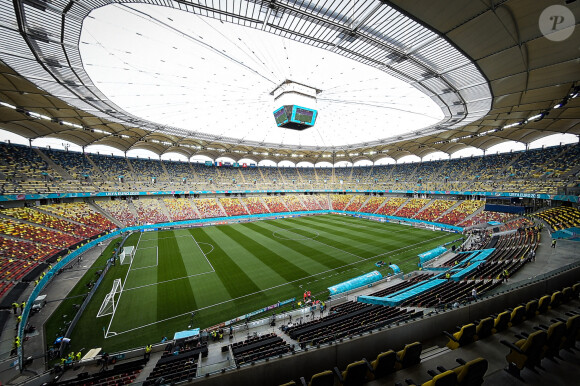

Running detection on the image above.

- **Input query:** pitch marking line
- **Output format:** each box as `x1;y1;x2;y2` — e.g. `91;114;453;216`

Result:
132;247;159;270
123;270;215;291
106;232;449;338
190;235;215;272
266;221;366;260
105;232;140;338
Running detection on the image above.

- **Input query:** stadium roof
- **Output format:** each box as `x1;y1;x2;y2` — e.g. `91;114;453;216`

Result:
0;0;578;164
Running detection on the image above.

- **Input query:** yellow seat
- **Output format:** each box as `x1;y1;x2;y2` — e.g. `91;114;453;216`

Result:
445;323;476;350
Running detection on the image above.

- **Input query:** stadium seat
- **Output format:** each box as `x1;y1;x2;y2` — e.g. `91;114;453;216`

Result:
561;314;580;350
444;323;476;350
561;287;573;303
474;318;494;340
502;329;547;380
537;295;551;314
367;350;396;380
300;370;335;386
550;291;563;309
334;359;372;385
453;357;488;386
492;311;510;333
405;370;457;386
572;283;580;299
541;321;567;360
509;306;526;327
524;299;538;320
395;342;422;370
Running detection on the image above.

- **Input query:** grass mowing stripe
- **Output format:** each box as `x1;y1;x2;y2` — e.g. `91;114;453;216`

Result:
306;214;411;239
156;232;197;321
291;215;425;248
267;217;390;257
191;227;265;300
249;221;361;267
222;223;317;281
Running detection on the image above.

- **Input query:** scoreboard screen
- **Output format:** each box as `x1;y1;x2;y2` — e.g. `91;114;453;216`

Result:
273;105;317;130
291;106;317;126
273;106;289;126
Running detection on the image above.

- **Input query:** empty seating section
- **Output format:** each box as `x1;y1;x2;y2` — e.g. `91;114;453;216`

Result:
344;195;367;211
351;166;372;184
163;198;198;221
535;206;580;231
239;166;264;185
129;158;166;182
314;194;330;210
191;163;219;184
97;200;139;227
281;195;306;211
279;167;300;184
0;143;49;180
131;198;169;224
414;200;455;221
1;206;98;238
259;166;281;184
376;197;407;215
286;301;418;346
301;195;323;210
263;196;289;213
359;196;386;214
56;360;145;386
460;211;517;228
315;168;333;184
232;333;292;366
438;200;484;225
219;197;248;216
0;236;59;263
330;195;351;211
46;148;99;180
297;167;316;184
394;198;430;218
243;197;269;214
41;203;116;232
144;343;208;385
0;142;578;194
88;153;132;181
193;198;225;219
497;217;534;232
0;218;82;248
162;160;193;187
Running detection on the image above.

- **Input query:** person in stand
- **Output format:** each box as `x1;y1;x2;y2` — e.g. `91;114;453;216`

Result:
20;301;25;314
76;352;82;362
11;302;18;314
503;269;509;282
101;352;109;371
471;288;478;300
551;239;557;248
144;344;152;361
15;315;22;330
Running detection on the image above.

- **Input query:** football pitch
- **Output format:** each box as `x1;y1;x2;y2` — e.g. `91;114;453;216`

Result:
68;214;459;352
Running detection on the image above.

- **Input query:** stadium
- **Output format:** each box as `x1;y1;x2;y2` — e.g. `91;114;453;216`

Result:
0;0;579;385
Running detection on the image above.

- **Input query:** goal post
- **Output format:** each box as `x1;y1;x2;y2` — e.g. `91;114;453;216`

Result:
96;278;123;318
119;246;135;265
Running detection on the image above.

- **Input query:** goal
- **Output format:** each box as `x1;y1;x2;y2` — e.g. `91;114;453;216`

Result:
96;279;123;318
119;246;135;265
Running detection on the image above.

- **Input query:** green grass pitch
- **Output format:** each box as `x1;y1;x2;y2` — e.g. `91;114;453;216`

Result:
59;214;459;353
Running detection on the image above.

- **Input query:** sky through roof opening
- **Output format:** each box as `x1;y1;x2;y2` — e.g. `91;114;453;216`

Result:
80;3;444;148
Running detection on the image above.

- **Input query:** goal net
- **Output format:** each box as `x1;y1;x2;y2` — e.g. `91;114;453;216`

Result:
96;278;123;318
119;246;135;265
